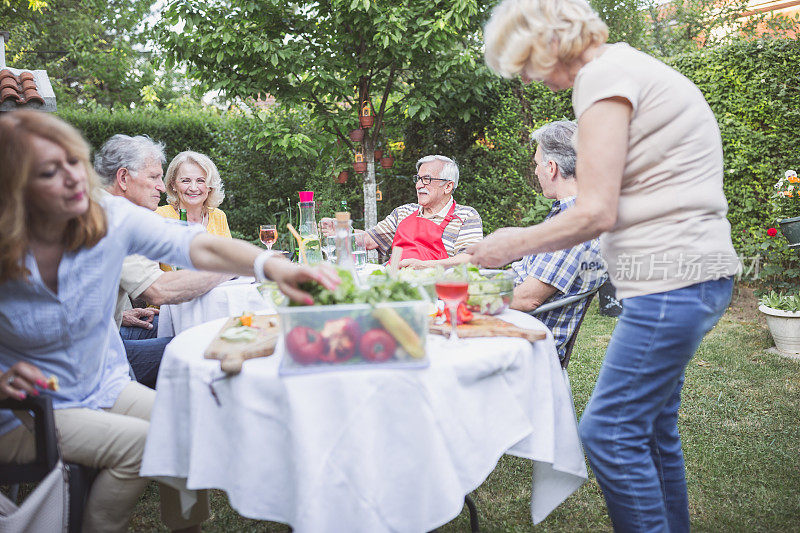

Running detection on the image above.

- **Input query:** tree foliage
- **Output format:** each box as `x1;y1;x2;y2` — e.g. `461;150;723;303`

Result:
641;0;800;57
157;0;497;228
0;0;184;107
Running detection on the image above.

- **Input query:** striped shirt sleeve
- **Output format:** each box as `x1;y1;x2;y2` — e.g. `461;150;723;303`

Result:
367;206;406;254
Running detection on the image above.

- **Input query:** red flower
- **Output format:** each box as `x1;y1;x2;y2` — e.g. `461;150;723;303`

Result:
767;227;778;237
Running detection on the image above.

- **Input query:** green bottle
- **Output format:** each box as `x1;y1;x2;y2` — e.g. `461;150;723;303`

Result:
340;200;348;212
174;208;188;270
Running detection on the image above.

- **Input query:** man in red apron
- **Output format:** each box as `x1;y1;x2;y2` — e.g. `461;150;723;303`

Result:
320;155;483;268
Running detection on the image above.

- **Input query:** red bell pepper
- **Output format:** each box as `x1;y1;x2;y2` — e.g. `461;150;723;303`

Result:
320;317;361;362
444;302;474;325
359;329;397;362
286;326;326;364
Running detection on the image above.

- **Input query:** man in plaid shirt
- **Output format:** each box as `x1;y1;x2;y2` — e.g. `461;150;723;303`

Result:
509;121;606;361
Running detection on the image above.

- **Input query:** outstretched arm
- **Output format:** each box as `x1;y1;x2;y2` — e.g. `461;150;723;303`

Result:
468;98;631;267
188;233;339;304
140;270;230;307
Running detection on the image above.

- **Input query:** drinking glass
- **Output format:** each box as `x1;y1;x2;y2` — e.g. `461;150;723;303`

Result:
259;224;277;251
435;276;469;342
322;236;337;262
352;233;367;270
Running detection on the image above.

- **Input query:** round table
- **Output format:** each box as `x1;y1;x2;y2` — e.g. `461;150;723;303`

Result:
157;277;273;337
141;310;587;532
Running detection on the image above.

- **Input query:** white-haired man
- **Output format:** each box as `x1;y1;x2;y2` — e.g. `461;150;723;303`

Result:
95;134;229;388
508;121;606;362
323;155;483;268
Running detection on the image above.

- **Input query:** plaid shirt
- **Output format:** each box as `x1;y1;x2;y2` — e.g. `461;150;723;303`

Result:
366;198;483;256
510;197;606;361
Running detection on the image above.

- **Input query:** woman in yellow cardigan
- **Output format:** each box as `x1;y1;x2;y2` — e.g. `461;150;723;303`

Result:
157;151;231;270
157;151;231;235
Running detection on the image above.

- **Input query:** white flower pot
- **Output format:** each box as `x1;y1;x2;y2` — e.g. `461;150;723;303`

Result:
759;305;800;356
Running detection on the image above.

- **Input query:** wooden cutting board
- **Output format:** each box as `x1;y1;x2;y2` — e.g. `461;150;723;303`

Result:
204;315;280;374
429;314;546;342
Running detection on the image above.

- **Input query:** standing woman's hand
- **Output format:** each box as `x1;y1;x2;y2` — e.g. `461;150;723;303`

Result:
0;361;48;400
264;258;341;305
467;227;529;268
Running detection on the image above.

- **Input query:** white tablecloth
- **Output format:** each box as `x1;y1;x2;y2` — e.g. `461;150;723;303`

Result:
157;277;273;337
141;310;587;532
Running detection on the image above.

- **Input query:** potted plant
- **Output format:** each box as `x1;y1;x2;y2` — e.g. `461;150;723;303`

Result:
336;170;349;184
380;153;394;169
758;290;800;356
349;128;364;142
773;170;800;251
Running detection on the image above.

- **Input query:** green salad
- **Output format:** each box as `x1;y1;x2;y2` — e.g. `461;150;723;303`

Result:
266;267;424;306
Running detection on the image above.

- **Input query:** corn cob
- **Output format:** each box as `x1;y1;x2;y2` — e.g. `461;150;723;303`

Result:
372;307;425;359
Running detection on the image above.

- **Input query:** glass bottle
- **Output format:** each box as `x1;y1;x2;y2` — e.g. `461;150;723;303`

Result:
298;191;322;264
171;208;189;270
334;211;356;272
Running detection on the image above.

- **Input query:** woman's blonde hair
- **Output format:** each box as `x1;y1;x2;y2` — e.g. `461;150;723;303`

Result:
164;151;225;212
0;110;107;283
484;0;608;80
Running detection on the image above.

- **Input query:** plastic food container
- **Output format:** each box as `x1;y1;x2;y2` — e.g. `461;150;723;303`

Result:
275;300;430;375
466;269;515;315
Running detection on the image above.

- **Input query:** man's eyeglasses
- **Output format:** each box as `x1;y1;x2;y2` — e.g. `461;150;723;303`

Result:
413;174;450;185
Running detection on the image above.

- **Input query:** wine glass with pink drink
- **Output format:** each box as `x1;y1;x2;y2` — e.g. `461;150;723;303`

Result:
435;276;469;342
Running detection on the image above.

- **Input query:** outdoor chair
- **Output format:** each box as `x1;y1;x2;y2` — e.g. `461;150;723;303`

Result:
0;395;96;533
528;280;606;369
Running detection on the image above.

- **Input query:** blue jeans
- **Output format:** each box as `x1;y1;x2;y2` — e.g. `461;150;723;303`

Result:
578;277;733;533
120;316;172;389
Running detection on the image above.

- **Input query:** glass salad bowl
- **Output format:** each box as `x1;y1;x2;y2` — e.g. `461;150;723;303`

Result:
466;269;515;315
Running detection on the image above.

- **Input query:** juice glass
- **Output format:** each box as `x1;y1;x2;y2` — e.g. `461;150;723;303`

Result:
435;277;469;342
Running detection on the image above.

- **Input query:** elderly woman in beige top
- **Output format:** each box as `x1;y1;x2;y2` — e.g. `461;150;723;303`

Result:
470;1;738;531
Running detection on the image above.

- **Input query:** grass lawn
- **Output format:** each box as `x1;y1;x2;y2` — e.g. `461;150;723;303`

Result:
129;285;800;531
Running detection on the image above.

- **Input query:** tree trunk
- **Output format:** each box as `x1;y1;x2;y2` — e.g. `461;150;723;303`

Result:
362;135;379;262
362;134;377;230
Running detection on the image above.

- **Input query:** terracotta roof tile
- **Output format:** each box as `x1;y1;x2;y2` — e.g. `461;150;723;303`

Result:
0;70;45;105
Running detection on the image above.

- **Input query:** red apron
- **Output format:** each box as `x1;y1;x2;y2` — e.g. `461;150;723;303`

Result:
391;202;459;261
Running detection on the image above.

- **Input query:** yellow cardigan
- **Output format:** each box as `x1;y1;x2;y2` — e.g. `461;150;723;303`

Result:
155;204;231;271
155;204;232;238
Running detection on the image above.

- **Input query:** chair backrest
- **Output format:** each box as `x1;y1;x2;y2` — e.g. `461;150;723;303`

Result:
0;396;59;485
558;293;596;369
528;280;605;369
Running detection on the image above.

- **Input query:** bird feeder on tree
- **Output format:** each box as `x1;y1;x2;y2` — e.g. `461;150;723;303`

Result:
359;101;374;129
353;148;367;173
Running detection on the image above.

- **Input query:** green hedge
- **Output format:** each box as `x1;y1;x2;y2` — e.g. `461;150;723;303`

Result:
667;39;800;288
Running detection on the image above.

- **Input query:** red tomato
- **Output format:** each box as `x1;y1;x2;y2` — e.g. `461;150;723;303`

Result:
286;326;326;364
360;329;398;362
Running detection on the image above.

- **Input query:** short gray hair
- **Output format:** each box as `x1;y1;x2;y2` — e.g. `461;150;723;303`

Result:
94;134;166;188
530;120;577;178
416;155;460;189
